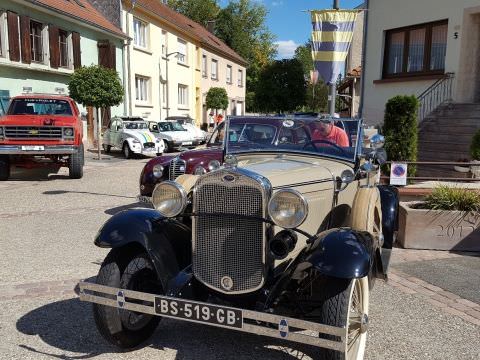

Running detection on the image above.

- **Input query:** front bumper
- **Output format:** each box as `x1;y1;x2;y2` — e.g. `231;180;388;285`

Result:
79;281;347;352
0;144;78;155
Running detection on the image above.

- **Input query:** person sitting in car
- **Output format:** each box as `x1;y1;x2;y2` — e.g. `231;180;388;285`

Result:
311;116;349;147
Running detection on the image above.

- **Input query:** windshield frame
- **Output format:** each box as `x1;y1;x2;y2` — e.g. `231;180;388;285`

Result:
224;116;363;164
123;121;149;130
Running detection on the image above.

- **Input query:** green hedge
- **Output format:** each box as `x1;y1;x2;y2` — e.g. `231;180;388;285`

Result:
470;129;480;160
383;95;419;177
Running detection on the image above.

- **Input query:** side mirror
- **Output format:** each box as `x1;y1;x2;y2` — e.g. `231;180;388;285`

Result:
370;134;385;149
335;169;355;192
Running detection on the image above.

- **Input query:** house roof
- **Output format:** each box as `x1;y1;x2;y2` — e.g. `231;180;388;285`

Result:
24;0;126;38
133;0;248;66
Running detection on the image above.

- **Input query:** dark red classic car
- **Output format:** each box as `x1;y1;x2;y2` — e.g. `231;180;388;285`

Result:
138;117;358;200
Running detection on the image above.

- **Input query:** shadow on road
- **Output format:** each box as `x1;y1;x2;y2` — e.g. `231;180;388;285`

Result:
43;189;137;200
8;166;71;181
16;297;317;360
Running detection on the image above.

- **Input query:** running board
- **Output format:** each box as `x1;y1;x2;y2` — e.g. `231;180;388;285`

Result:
79;281;347;352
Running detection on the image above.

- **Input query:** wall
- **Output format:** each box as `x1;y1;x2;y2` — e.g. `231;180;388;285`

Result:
363;0;480;125
0;0;124;116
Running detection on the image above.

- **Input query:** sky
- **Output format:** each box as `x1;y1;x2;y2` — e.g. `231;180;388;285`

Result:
221;0;364;59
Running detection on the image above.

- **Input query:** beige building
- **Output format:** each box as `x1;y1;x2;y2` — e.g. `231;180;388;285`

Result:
362;0;480;125
120;0;246;126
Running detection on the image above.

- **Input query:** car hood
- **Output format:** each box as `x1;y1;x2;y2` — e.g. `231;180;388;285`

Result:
0;115;77;126
124;130;157;143
238;155;345;191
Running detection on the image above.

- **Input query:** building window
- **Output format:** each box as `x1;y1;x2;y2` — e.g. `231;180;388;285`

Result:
135;75;150;102
211;59;218;80
238;69;243;87
30;20;44;62
202;54;207;77
384;20;447;78
133;18;147;48
178;84;188;106
161;30;167;55
177;38;187;63
59;30;69;68
226;65;232;84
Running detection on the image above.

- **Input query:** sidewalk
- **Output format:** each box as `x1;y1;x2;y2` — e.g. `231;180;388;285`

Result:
389;247;480;326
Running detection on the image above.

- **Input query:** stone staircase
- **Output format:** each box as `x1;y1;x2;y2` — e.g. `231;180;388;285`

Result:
417;103;480;178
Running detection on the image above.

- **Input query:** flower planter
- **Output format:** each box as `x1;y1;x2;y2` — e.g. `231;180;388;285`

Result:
398;202;480;251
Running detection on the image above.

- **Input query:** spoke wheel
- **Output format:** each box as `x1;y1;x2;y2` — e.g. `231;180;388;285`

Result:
345;277;369;359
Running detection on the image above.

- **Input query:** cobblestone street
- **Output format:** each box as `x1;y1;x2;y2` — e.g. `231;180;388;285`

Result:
0;155;479;360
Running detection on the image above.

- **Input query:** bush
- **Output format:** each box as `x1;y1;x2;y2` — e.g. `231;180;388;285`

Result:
382;95;419;177
470;129;480;160
421;185;480;212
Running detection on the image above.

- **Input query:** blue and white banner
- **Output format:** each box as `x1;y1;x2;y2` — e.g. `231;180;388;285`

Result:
311;10;358;84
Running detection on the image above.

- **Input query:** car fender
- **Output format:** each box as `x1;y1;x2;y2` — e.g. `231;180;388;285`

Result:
378;185;399;273
94;208;192;289
299;228;376;279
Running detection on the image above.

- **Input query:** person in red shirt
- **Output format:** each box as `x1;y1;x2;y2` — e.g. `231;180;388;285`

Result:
311;119;349;147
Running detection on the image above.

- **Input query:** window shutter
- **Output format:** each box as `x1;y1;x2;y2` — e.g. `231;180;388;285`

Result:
72;32;81;69
109;42;116;69
7;11;20;62
97;40;109;68
48;25;59;68
19;15;32;64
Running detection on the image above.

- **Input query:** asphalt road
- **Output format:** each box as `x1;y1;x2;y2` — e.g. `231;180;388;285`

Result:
0;153;479;360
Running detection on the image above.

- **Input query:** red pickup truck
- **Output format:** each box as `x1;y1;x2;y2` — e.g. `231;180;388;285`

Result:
0;94;84;180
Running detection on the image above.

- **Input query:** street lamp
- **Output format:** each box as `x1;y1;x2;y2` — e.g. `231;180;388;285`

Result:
165;51;181;118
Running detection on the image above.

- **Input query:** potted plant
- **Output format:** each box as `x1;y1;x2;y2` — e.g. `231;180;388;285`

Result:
453;157;470;173
398;185;480;251
470;129;480;178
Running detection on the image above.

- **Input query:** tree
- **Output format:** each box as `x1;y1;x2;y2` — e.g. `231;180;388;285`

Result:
215;0;277;111
68;65;124;159
205;87;228;114
167;0;220;27
255;59;306;113
294;41;314;78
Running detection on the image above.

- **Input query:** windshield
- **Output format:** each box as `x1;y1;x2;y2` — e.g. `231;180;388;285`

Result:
158;122;185;132
225;116;362;162
8;98;72;115
124;122;148;130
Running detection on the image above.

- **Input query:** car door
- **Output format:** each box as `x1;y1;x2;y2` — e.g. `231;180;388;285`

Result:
112;120;123;149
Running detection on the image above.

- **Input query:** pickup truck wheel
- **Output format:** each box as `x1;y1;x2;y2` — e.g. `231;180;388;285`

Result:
93;250;162;349
318;276;369;360
68;144;84;179
123;142;132;159
0;156;10;181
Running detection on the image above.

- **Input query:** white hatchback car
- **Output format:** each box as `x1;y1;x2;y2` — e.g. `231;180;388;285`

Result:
103;117;165;158
148;121;194;152
165;116;207;145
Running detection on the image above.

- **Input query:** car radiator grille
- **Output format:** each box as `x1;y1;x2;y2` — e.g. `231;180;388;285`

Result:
169;158;186;180
4;126;63;139
193;170;266;294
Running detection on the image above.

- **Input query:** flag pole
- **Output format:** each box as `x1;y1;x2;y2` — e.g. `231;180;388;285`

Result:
329;0;340;118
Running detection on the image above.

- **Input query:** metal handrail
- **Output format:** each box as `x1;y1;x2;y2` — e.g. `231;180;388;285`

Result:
417;72;455;124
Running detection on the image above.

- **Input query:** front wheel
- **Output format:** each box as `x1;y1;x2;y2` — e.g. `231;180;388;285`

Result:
319;276;369;360
0;155;10;180
93;250;163;349
123;142;132;159
69;144;84;179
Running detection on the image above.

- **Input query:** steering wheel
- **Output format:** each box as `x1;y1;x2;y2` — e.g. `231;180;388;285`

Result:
302;139;348;155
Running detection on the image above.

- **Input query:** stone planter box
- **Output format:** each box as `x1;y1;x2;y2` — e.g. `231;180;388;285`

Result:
398;202;480;251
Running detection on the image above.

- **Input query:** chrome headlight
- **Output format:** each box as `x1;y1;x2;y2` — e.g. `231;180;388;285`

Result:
152;164;164;178
152;181;187;217
194;166;206;175
208;160;221;171
268;189;308;229
63;127;74;137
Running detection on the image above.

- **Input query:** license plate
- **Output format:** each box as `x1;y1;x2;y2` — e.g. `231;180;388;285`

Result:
155;297;243;329
136;195;152;204
182;142;193;145
21;145;44;151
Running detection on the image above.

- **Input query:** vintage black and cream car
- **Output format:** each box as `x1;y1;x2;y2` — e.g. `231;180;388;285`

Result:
79;116;398;359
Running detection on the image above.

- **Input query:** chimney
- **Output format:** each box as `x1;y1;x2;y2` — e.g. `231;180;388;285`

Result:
206;20;216;33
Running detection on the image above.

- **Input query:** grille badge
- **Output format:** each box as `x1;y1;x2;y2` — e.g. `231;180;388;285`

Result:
221;276;234;290
222;174;236;182
29;129;39;135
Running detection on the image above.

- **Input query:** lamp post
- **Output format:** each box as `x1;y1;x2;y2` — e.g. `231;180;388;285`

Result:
165;51;180;118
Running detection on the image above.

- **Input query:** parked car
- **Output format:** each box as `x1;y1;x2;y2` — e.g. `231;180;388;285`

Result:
0;94;84;180
165;115;208;145
103;116;164;158
147;120;197;151
79;115;399;360
138;118;357;201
